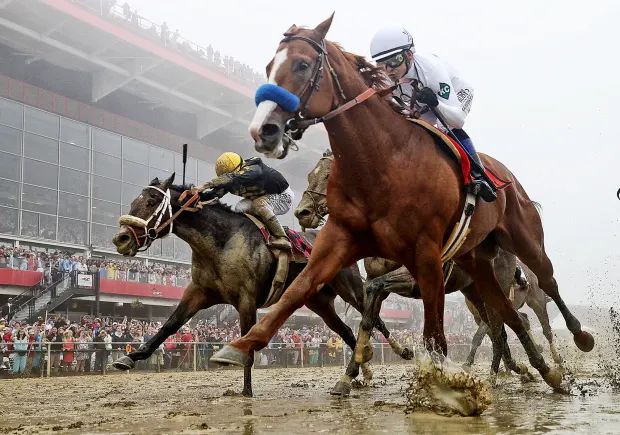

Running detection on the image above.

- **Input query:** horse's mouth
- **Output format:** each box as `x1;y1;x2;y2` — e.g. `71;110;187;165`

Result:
298;214;321;230
113;231;138;256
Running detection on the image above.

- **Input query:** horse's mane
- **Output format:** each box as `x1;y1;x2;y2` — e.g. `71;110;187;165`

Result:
337;46;390;89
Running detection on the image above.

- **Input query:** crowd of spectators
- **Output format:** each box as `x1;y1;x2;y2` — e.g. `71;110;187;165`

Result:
0;309;480;376
0;245;192;288
76;0;264;85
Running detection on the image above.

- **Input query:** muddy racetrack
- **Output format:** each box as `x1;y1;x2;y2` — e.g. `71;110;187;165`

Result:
3;360;620;434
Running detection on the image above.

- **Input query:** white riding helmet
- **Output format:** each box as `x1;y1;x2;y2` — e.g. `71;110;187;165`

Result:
370;26;415;62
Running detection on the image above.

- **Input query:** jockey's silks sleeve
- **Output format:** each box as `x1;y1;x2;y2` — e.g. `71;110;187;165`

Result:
395;52;474;131
209;157;289;200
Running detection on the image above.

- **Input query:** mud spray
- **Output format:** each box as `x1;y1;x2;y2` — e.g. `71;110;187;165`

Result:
600;307;620;388
404;351;492;417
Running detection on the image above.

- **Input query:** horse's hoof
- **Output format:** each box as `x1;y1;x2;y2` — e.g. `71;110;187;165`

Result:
330;381;351;397
210;345;249;367
542;367;565;391
241;389;253;398
112;356;135;371
401;347;414;360
573;330;595;352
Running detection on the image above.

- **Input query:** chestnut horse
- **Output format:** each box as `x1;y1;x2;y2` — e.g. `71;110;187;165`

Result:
212;15;593;390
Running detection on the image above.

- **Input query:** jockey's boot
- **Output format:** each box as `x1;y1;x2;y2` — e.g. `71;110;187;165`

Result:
460;137;497;202
253;205;292;252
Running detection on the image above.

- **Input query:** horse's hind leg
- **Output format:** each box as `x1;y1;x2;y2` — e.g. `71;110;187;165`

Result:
306;290;359;397
528;295;563;364
114;283;215;370
500;214;594;353
458;250;563;391
354;280;390;365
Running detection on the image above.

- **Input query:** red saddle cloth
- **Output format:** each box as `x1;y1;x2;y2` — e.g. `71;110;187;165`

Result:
408;118;511;190
284;227;312;260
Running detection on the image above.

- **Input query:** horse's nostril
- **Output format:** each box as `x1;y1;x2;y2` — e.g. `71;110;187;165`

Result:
115;234;130;245
261;123;280;137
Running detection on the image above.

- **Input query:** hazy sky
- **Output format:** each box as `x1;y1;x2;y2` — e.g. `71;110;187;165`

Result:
127;0;619;305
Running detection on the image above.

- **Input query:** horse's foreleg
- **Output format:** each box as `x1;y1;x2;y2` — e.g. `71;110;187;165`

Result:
306;292;359;397
412;243;447;356
238;300;257;397
211;221;358;367
114;283;214;370
354;281;390;364
529;298;563;364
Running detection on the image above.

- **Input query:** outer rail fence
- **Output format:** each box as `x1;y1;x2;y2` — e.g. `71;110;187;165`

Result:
0;341;501;378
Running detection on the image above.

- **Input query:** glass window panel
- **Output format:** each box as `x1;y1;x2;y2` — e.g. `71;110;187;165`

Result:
59;167;89;196
93;152;121;179
22;184;58;215
21;211;56;240
161;237;174;258
23;159;58;189
0;180;19;207
148;167;171;184
0;98;23;129
91;223;116;250
197;160;213;181
122;137;148;164
58;218;87;245
92;175;121;202
122;183;143;206
122;160;148;186
93;128;121;157
148;238;162;257
60;118;89;148
59;142;89;171
24;107;59;139
0;206;18;235
59;192;88;220
24;133;58;164
0;152;21;181
174;238;191;262
0;124;23;154
91;200;120;226
149;146;173;171
174;155;197;186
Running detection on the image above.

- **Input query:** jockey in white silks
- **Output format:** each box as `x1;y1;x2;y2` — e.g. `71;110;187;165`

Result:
370;26;496;202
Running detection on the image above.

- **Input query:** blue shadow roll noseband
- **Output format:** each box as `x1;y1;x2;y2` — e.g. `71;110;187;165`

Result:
255;83;300;113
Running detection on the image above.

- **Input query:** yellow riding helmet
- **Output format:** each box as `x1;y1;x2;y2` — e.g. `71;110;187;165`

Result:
215;152;243;176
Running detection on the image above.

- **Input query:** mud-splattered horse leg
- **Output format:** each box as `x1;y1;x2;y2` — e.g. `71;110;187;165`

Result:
114;283;216;370
306;291;364;397
238;299;257;397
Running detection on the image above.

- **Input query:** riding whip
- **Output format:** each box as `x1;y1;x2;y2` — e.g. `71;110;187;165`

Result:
182;143;188;186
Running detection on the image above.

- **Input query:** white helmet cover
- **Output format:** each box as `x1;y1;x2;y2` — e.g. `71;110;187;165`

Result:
370;26;415;62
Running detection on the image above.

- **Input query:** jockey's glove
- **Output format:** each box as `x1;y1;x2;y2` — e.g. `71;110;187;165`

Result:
415;87;439;107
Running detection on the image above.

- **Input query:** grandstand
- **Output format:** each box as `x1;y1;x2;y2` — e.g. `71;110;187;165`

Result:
0;0;413;325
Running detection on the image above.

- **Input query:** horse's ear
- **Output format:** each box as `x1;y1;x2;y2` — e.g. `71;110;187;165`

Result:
149;177;160;186
283;24;298;36
161;172;175;190
314;13;334;40
323;149;333;157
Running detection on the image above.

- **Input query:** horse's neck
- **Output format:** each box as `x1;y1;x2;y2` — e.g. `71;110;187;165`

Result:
171;203;238;265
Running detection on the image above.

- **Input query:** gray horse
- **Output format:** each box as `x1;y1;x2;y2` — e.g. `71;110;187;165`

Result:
111;174;403;396
295;151;561;385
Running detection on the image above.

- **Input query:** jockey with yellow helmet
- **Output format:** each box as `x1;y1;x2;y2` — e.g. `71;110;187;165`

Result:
370;26;496;202
196;152;294;251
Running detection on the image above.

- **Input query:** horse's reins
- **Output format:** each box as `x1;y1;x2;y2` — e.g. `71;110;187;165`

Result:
280;34;413;138
118;187;202;252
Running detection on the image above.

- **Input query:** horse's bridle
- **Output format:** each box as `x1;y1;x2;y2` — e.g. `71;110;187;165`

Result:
118;187;201;252
278;34;411;153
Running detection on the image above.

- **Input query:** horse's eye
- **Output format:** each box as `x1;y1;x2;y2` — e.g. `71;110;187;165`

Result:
146;199;157;207
296;61;310;72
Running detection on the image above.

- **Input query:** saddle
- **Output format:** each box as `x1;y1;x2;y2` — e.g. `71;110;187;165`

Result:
244;214;313;308
406;118;511;190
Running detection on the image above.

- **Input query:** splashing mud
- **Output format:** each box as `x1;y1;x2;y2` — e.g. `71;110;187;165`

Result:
601;307;620;388
405;353;492;416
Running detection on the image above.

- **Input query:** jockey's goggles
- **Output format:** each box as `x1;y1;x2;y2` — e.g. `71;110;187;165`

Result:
378;52;406;70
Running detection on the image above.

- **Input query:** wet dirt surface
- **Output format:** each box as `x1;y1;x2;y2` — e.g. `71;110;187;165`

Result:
2;361;620;434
